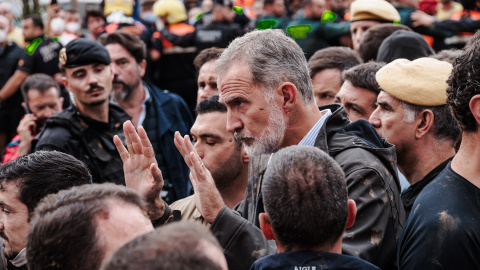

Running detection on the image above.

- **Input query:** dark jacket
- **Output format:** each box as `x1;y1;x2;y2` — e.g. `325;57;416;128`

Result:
211;104;406;270
142;81;194;202
33;103;130;184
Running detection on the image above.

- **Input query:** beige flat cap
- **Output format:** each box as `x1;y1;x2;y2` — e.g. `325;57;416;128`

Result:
350;0;401;22
376;58;453;106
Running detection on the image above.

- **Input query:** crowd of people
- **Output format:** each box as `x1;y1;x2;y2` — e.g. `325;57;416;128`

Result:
0;0;479;269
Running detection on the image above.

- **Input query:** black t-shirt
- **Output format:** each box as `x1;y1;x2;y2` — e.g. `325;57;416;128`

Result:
17;36;62;76
398;163;480;270
401;157;452;217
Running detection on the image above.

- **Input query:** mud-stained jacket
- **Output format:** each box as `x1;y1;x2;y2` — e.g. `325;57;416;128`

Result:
210;104;406;270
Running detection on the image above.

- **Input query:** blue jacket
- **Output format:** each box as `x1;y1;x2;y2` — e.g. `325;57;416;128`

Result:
142;81;194;203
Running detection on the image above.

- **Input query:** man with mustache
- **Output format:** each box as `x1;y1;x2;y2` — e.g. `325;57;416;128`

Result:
34;38;130;184
2;74;63;163
100;31;193;202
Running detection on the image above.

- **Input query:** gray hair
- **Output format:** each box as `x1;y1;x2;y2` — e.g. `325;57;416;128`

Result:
399;100;460;146
216;29;314;104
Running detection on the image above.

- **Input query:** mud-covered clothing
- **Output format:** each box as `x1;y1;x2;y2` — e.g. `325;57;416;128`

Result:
286;17;350;60
211;104;406;270
401;157;452;217
250;251;380;270
398;163;480;270
34;104;130;184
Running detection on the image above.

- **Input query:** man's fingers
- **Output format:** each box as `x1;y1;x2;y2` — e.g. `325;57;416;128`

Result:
125;121;143;155
150;163;164;186
139;126;155;159
114;135;129;163
124;121;134;154
190;151;207;181
174;131;187;157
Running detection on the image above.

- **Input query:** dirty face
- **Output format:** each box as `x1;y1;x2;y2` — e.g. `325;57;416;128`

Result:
335;80;377;121
218;62;287;156
312;68;343;107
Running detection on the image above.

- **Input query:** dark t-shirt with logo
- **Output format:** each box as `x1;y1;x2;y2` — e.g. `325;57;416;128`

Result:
17;36;62;76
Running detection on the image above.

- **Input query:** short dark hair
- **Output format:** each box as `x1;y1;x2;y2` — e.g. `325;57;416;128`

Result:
342;62;384;95
100;222;224;270
0;151;92;215
85;9;106;23
447;31;480;133
262;145;348;251
193;47;224;71
27;183;147;270
99;31;146;63
430;49;462;64
20;74;61;102
308;47;362;79
24;15;44;30
358;24;412;62
195;95;227;115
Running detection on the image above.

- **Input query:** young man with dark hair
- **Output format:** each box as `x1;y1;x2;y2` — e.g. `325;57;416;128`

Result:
34;38;129;184
171;95;248;224
2;74;63;163
101;222;228;270
253;145;378;270
307;46;361;106
0;150;92;270
27;183;153;270
398;32;480;270
193;47;224;104
100;30;193;203
335;62;383;121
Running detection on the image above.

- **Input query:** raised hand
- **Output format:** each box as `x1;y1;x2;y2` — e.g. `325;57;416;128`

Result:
174;131;225;223
114;121;165;220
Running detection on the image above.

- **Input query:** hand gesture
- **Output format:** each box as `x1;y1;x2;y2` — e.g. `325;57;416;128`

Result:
174;131;225;223
16;114;36;156
114;121;165;220
411;10;434;27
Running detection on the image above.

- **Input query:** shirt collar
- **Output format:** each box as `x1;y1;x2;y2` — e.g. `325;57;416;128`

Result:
298;109;332;146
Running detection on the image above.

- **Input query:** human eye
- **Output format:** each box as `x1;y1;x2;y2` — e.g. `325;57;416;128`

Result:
72;71;85;79
94;66;105;73
206;140;216;146
199;82;206;89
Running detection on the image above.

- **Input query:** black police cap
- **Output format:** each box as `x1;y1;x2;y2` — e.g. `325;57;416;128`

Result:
59;38;111;68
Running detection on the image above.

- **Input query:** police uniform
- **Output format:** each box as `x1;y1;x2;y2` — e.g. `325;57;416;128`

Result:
33;39;130;184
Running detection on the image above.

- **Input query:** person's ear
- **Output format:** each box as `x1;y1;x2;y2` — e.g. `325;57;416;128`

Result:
138;59;147;78
62;76;69;89
415;109;435;140
59;97;64;107
278;82;297;113
21;102;26;109
469;94;480;127
259;213;275;240
345;199;357;229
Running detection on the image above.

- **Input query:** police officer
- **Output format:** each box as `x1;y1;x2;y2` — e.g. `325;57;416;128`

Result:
34;38;129;184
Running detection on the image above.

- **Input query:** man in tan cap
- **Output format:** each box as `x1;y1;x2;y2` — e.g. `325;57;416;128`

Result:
349;0;401;51
369;57;460;217
397;31;480;270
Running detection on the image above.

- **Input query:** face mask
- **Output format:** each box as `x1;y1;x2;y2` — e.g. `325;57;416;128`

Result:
142;12;157;24
65;22;81;33
0;29;7;43
50;17;65;35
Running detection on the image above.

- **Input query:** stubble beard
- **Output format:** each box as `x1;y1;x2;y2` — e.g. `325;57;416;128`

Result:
112;78;140;102
235;104;286;156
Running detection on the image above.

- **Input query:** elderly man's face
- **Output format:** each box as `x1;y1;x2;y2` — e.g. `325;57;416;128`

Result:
0;182;29;260
369;91;416;157
218;62;287;156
